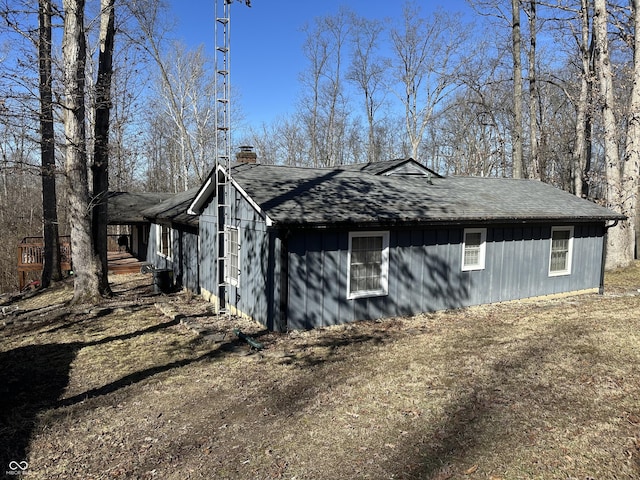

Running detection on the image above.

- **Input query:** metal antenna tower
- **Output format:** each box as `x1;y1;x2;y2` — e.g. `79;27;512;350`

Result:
215;0;232;315
215;0;250;316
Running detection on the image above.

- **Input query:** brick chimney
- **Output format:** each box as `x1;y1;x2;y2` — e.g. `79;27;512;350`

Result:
236;145;257;164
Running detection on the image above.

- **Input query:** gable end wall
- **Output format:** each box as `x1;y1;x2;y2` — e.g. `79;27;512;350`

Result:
199;182;281;329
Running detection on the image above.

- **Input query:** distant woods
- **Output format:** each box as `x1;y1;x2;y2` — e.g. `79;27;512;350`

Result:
0;0;638;294
244;0;638;268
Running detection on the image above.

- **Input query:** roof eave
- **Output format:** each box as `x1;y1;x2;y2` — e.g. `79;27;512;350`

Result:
187;176;214;215
267;214;626;230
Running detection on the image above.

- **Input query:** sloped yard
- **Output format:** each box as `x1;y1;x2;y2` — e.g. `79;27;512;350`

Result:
1;264;640;479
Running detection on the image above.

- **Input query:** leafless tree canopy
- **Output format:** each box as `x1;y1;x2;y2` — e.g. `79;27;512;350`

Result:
0;0;638;293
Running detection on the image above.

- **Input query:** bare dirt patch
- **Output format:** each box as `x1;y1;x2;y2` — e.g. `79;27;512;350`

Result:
1;265;640;479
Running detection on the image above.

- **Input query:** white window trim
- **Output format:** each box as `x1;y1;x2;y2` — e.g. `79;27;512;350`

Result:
157;224;172;260
549;226;574;276
225;226;240;287
461;228;487;271
347;231;390;300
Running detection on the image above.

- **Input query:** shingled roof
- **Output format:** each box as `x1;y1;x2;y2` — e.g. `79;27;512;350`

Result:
228;163;624;227
142;187;200;227
107;192;174;224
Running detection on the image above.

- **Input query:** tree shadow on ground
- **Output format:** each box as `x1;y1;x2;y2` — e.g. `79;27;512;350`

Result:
380;319;628;479
253;322;409;419
0;342;76;475
400;351;547;477
0;313;268;476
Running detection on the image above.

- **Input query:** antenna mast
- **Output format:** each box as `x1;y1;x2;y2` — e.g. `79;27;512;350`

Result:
215;0;249;316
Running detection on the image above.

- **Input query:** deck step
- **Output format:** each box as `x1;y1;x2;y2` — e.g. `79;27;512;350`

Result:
108;265;144;275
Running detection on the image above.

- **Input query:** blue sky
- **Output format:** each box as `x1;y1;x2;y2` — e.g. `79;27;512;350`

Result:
167;0;473;129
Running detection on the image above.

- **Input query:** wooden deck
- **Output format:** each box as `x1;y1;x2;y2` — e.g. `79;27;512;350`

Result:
18;235;146;290
107;251;147;275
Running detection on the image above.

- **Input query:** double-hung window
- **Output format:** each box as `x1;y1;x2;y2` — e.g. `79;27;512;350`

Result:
549;226;573;276
226;226;240;286
462;228;487;271
157;224;172;259
347;231;389;299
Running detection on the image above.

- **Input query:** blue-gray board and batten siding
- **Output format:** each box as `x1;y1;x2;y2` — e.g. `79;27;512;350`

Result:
146;224;200;293
284;223;604;330
199;182;284;330
198;182;605;330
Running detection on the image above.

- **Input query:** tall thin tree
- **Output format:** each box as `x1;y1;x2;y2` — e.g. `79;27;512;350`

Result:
623;0;640;261
39;0;62;288
572;0;595;199
92;0;115;297
347;13;386;163
511;0;524;178
525;0;540;180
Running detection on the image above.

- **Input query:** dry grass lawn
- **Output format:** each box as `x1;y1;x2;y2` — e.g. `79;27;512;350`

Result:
1;264;640;479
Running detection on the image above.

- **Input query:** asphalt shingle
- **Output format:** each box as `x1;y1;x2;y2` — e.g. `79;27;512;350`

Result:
230;163;624;227
142;187;200;227
108;192;174;224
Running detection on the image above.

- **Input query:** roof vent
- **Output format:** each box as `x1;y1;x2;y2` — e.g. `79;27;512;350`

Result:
236;145;257;164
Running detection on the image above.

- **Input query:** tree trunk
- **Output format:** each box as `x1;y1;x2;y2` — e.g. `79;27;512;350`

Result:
39;0;62;288
527;0;540;180
624;0;640;260
92;0;115;297
573;0;594;199
63;0;101;303
594;0;635;268
511;0;524;179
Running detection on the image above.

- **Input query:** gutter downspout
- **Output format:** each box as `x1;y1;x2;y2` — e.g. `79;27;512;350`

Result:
599;220;619;294
277;229;290;333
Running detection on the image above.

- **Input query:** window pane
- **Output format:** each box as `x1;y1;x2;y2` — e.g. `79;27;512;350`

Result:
227;228;239;283
464;247;479;266
161;226;170;257
550;229;571;272
463;230;484;268
466;232;482;247
550;251;567;271
350;235;384;295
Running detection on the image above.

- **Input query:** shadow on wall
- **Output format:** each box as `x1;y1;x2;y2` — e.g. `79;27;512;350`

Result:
287;228;471;330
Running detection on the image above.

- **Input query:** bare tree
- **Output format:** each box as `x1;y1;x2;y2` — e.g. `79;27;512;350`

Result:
62;0;101;303
300;9;351;167
299;18;329;167
39;0;62;288
142;105;175;190
622;0;640;262
511;0;525;178
571;0;595;199
149;43;216;188
389;2;469;160
127;0;216;190
347;13;387;163
0;1;63;289
91;0;115;297
593;0;635;268
524;0;541;180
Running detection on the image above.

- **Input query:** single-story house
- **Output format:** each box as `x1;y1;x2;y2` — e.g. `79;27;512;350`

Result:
144;158;624;331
